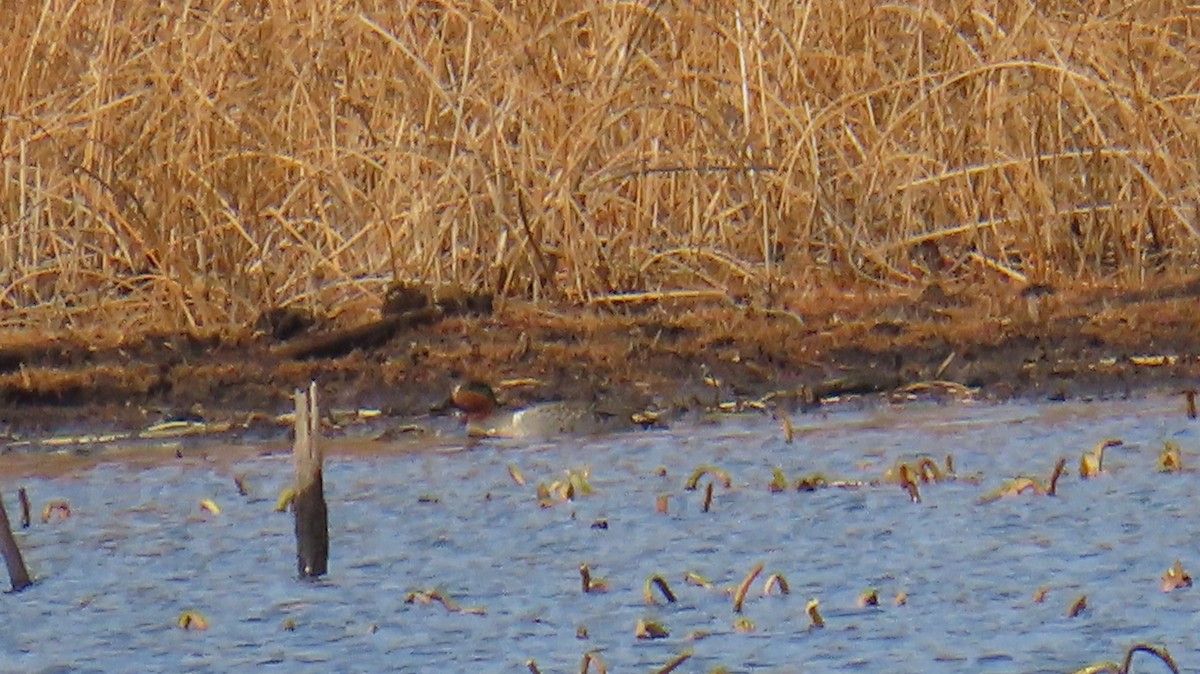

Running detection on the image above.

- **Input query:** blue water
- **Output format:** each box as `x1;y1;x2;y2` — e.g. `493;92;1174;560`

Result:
1;397;1195;673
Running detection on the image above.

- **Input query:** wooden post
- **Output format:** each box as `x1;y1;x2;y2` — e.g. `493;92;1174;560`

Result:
293;381;329;578
0;490;33;591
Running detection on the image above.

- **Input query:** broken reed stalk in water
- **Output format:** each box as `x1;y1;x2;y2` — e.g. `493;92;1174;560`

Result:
1161;560;1192;592
654;650;693;674
769;467;788;493
1119;643;1179;674
41;500;70;522
293;381;329;578
684;465;731;490
1158;441;1183;472
1047;457;1066;495
1071;642;1179;674
702;481;714;512
806;598;825;628
1080;439;1122;479
644;574;678;604
733;562;765;613
17;488;30;528
579;563;608;593
914;457;944;483
979;456;1067;503
0;490;33;591
580;651;607;674
898;463;921;503
763;573;790;596
635;618;670;639
1067;594;1087;618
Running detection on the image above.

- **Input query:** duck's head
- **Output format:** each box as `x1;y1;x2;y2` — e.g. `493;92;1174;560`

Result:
450;381;499;421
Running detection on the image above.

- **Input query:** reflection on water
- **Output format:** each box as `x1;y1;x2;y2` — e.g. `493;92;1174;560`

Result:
2;397;1197;672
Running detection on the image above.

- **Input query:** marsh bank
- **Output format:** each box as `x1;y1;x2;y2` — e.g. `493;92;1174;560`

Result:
1;278;1199;443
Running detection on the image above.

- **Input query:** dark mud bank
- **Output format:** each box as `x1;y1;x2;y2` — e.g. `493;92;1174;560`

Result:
1;279;1199;441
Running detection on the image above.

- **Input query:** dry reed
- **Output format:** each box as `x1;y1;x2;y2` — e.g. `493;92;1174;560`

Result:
3;2;1199;332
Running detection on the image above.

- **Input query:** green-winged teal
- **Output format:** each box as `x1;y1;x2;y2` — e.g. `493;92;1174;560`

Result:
450;381;637;438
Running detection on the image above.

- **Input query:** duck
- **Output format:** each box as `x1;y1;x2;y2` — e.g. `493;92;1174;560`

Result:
449;381;642;438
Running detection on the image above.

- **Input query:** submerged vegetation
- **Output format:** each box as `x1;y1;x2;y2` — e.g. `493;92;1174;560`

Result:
2;1;1199;335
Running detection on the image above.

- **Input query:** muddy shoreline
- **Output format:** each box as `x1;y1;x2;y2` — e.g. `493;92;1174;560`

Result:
1;278;1199;446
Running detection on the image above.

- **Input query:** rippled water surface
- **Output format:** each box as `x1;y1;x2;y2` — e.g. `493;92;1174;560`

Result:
2;397;1198;673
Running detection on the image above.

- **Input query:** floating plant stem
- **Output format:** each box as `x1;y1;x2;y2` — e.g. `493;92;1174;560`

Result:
979;457;1068;503
898;463;921;503
685;465;731;490
683;571;712;588
915;457;944;483
762;573;790;596
1158;441;1183;472
806;598;825;628
733;562;765;613
275;488;296;512
702;482;714;512
1161;560;1192;592
1187;389;1197;420
567;469;595;497
177;611;209;630
635;619;669;639
580;564;608;593
404;590;486;615
644;575;678;604
1067;594;1088;618
1120;643;1179;674
795;473;828;491
527;660;542;674
41;500;70;522
200;499;221;515
507;463;526;486
857;589;879;607
1071;642;1179;674
580;650;607;674
769;467;788;493
1080;439;1122;479
656;493;670;514
234;474;249;497
1047;457;1067;495
654;650;693;674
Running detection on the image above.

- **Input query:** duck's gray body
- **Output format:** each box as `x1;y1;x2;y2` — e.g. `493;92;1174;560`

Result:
468;402;633;439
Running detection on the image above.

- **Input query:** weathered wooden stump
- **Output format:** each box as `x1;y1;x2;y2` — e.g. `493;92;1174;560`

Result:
0;490;33;591
293;381;329;578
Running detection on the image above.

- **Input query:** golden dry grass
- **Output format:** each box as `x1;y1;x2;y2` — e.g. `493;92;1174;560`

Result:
3;1;1199;333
